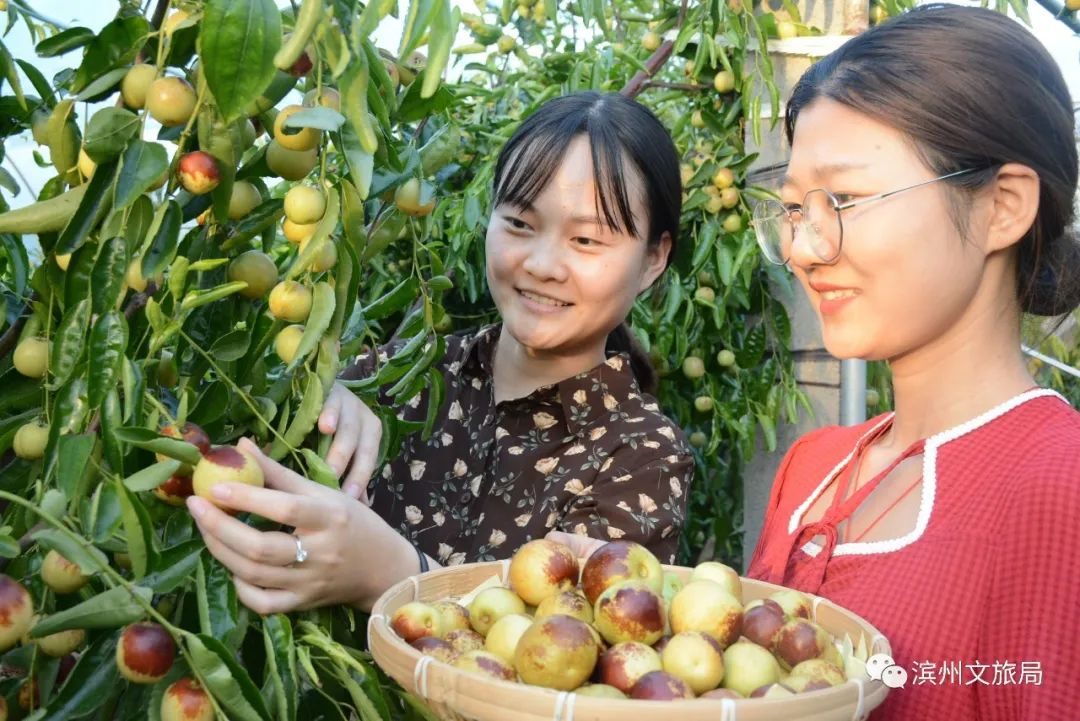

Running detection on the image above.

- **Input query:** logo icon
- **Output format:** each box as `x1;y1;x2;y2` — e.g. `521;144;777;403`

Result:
866;653;908;689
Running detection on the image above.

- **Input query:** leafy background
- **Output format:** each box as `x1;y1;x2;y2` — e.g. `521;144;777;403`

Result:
0;0;1076;718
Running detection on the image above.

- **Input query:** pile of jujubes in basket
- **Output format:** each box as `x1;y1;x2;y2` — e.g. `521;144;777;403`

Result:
390;540;867;700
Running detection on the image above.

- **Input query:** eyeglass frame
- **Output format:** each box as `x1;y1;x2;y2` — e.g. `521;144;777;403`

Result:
751;167;982;265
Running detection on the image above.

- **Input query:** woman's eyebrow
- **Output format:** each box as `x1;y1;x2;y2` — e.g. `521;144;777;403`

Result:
570;214;604;226
781;161;870;190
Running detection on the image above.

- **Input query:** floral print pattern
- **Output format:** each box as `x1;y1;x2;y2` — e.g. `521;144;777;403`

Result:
339;324;693;563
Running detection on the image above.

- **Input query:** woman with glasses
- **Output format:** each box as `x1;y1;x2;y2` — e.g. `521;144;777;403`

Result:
746;5;1080;719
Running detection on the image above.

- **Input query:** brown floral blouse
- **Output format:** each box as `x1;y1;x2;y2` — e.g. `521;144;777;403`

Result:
339;324;693;564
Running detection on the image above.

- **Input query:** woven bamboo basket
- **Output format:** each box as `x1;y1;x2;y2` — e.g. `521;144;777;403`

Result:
369;560;892;721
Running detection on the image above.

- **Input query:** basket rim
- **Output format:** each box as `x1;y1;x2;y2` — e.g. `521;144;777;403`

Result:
368;560;893;712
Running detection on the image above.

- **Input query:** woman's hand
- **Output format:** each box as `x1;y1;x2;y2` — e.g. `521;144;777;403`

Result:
318;382;381;503
186;438;417;614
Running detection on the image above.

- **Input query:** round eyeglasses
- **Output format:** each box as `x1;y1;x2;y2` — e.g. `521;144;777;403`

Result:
750;168;981;266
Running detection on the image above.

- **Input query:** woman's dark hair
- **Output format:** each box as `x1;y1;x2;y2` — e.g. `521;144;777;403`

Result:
490;91;682;394
785;4;1079;317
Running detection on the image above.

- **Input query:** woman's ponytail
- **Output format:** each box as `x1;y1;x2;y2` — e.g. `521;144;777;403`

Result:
606;322;658;395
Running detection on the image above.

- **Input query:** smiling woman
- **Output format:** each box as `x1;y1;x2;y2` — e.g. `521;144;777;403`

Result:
354;92;692;563
745;5;1080;721
188;92;694;614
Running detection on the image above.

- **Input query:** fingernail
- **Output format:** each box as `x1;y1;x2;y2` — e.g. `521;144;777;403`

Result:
211;484;231;500
187;497;207;518
324;411;337;429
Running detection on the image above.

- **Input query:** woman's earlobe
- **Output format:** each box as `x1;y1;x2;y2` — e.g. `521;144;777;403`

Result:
653;231;674;270
986;163;1040;253
640;232;673;292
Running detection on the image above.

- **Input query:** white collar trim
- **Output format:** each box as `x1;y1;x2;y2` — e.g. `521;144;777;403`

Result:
789;388;1068;557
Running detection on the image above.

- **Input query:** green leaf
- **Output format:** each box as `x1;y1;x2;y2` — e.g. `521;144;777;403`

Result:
0;535;19;558
112;427;204;466
420;0;457;99
300;448;337;489
48;378;89;450
41;488;68;519
70;16;151;94
200;0;282;123
49;298;91;389
180;281;250;312
337;127;374;199
31;586;153;637
83;108;139;162
0;39;26;111
182;632;271;721
418;124;459;176
210;329;252;361
118;357;139;423
76;66;130;102
422;368;445;440
38;631;120;720
187;258;230;272
101;389;125;474
91;236;129;317
331;234;358;337
64;242;97;309
123;459;182;492
88;312;129;409
141;540;203;593
125;193;157;248
195;556;211;635
17;59;57;106
31;528;110;575
141;199;182;278
288;188;341;279
360;277;420;320
35;27;96;57
356;0;397;37
56;433;96;503
115;140;168;210
0;234;29;297
55;158;118;254
0;167;18;196
202;556;240;649
117;480;154;579
220;198;284;252
736;323;767;369
338;57;378;155
262;615;297;721
283;106;345;131
757;412;777;453
287;282;335;371
87;478;123;544
270;370;324;459
387;334;442;400
334;667;386;721
398;75;454;123
1008;0;1031;25
398;0;438;58
190;381;231;427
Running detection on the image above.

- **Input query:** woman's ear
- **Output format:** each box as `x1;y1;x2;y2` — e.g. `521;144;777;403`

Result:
638;231;673;293
984;163;1040;253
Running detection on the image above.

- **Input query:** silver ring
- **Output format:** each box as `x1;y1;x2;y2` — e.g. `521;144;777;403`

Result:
293;534;308;564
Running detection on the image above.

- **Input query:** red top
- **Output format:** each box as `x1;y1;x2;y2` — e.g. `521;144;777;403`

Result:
748;389;1080;720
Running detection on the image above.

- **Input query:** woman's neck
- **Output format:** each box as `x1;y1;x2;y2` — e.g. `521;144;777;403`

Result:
881;289;1035;452
491;326;607;404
